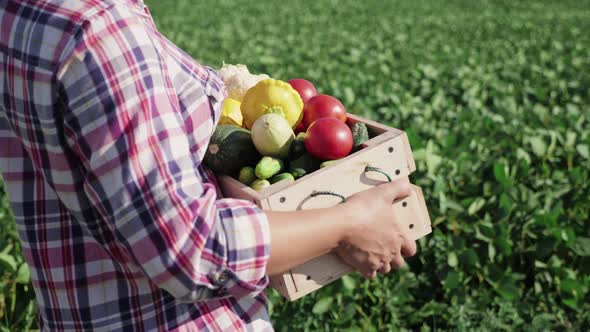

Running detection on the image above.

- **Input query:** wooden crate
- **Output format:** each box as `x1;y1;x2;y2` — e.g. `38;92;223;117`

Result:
218;113;432;301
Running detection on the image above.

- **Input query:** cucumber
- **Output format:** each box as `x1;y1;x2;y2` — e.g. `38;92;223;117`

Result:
320;160;338;168
290;168;307;179
255;156;284;180
238;166;256;185
288;153;321;179
351;122;369;152
269;172;295;184
251;179;271;191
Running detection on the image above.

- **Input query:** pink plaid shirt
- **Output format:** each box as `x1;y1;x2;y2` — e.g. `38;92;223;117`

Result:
0;0;272;331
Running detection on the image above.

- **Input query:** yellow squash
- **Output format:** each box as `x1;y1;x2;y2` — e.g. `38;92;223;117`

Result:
218;98;243;127
241;78;303;129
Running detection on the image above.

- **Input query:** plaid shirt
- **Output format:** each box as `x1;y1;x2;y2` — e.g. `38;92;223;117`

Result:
0;0;273;331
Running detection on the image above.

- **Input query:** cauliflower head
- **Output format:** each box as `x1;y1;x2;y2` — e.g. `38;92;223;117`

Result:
217;63;269;102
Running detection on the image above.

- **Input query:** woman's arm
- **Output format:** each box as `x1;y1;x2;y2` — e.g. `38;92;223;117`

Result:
265;206;353;276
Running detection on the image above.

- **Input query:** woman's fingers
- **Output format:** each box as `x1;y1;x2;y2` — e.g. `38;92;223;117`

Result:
363;270;377;279
400;233;417;257
378;177;412;202
390;252;405;270
378;261;392;274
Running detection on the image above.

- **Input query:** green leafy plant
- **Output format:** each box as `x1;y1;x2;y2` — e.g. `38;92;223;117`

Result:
0;178;37;331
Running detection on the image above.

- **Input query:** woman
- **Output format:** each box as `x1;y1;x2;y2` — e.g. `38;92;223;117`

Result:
0;0;417;331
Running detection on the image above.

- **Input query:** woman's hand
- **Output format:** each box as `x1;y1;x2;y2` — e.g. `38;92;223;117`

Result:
335;178;417;278
265;177;418;277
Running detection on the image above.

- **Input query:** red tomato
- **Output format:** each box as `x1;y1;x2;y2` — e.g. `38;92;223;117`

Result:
288;79;318;104
305;117;353;160
302;94;347;129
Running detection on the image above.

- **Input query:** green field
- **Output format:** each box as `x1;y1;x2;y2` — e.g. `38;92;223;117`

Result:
1;0;590;330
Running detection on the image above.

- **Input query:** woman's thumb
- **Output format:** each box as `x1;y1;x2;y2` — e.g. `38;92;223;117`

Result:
380;177;412;201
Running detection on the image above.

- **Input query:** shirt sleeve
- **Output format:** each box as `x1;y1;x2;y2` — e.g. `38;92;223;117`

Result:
54;11;270;302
